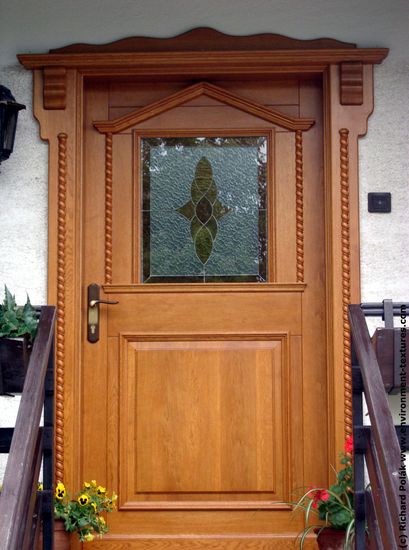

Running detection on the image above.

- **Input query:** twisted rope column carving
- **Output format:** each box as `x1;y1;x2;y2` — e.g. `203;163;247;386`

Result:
295;130;304;283
340;128;352;439
105;133;113;284
56;132;67;483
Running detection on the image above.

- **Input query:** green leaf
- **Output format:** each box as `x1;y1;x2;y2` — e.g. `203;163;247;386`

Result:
0;286;38;341
329;508;353;529
305;497;315;527
344;519;355;549
4;286;16;311
297;524;321;549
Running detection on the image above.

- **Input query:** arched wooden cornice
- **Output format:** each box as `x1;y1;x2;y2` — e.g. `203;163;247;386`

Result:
93;81;315;134
18;27;388;72
18;28;388;110
18;28;388;112
49;27;357;53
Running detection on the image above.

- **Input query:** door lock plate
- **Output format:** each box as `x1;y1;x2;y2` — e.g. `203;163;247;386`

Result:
87;284;118;343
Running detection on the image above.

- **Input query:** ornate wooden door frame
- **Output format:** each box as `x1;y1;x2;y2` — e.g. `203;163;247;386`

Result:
18;29;388;487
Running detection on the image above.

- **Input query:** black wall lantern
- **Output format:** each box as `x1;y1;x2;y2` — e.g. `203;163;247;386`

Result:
0;86;25;163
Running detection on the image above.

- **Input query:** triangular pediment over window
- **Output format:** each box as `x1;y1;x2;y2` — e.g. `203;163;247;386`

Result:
93;81;315;134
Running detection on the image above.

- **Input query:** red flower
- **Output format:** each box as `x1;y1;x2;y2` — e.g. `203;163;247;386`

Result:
319;490;330;501
345;435;353;453
309;488;330;509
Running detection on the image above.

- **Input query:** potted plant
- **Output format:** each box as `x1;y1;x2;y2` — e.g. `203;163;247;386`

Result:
52;480;117;544
0;286;38;394
290;436;360;549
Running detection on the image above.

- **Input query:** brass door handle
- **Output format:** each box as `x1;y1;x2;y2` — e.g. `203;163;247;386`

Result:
87;284;119;343
89;299;119;308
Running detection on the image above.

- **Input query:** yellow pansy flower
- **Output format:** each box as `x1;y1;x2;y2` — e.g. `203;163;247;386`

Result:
97;485;106;495
84;533;94;541
83;482;91;489
91;480;97;486
55;482;66;500
37;483;43;491
78;493;90;506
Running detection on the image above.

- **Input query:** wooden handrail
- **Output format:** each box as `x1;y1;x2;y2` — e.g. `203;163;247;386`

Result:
349;304;405;548
0;306;56;550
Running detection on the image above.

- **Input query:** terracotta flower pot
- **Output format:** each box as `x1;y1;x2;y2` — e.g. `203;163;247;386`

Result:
315;527;370;550
38;519;71;550
315;528;346;550
53;520;71;550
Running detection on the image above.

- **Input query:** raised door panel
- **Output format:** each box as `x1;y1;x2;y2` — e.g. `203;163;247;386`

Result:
118;336;288;508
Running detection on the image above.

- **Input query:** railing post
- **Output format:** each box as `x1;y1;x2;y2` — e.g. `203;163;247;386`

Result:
42;336;55;550
352;341;366;550
0;306;56;550
350;303;406;549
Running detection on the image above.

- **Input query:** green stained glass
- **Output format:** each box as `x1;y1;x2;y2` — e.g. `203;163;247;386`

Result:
141;136;268;283
177;157;230;264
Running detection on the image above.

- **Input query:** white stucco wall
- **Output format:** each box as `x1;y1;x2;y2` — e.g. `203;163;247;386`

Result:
0;0;408;479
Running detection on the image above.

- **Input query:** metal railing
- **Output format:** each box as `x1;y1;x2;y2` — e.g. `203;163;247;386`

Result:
0;306;56;550
350;302;408;549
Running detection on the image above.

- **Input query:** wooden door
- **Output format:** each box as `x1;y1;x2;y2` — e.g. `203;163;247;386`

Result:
18;29;387;550
78;75;326;548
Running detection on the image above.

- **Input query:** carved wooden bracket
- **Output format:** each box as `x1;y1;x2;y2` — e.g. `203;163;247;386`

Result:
340;62;364;105
43;66;66;110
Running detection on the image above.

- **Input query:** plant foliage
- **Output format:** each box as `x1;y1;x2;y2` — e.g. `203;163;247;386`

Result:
0;285;38;341
54;480;117;542
291;436;356;549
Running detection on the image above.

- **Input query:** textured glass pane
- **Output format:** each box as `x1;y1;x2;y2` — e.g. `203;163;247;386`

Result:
142;137;267;283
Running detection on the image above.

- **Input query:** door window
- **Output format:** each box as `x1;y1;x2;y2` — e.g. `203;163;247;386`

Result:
141;136;268;283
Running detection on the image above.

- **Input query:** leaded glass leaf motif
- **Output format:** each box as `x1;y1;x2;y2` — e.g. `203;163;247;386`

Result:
177;157;230;264
141;136;268;283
